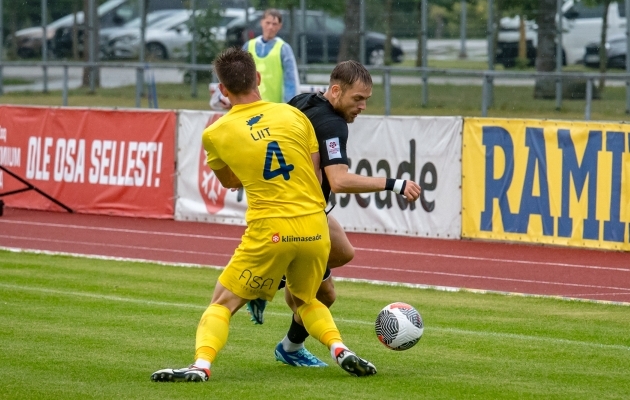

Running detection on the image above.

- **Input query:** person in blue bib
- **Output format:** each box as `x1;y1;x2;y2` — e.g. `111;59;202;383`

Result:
242;8;300;103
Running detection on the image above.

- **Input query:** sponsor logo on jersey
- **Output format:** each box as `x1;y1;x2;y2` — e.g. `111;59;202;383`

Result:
271;233;280;243
326;137;341;160
238;269;275;290
246;114;264;131
281;234;322;242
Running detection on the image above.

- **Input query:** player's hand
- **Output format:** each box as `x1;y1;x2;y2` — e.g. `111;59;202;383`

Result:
402;181;421;202
219;95;231;110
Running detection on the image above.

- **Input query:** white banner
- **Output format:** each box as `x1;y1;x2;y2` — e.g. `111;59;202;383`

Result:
175;110;247;226
175;111;462;238
329;116;462;238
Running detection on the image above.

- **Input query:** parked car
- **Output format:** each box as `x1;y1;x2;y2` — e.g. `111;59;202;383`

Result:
11;13;76;58
106;8;245;60
107;10;191;60
583;34;627;68
494;16;537;68
41;0;186;59
224;9;404;65
14;0;144;58
494;15;565;68
496;0;625;68
52;9;178;59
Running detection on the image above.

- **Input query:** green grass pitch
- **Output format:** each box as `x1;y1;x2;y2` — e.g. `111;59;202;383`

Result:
1;249;628;399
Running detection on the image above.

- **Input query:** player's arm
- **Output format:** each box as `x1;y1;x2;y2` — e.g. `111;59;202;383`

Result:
212;165;243;189
324;164;421;202
281;44;300;102
209;86;232;110
311;151;322;184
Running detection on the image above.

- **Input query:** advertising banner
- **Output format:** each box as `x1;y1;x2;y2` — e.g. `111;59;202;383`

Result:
331;116;462;238
175;110;247;226
0;105;176;218
462;118;630;251
176;111;462;238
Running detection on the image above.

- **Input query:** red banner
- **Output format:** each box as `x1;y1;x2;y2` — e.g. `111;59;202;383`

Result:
0;105;176;218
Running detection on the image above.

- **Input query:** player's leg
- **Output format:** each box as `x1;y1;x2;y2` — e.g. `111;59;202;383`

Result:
275;272;332;367
247;215;352;324
326;215;354;270
284;212;376;377
292;297;376;377
275;215;349;364
151;282;248;383
152;220;290;382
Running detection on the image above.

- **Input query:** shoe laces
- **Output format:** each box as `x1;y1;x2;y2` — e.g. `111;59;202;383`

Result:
295;348;319;363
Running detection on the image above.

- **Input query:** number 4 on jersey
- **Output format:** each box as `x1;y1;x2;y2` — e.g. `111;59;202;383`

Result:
263;141;294;180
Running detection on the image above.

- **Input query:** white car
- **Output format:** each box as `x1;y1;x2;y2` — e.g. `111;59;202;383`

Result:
13;0;133;58
108;8;249;61
496;0;627;67
100;10;186;59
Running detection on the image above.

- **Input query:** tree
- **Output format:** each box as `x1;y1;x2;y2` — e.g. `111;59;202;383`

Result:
82;0;102;89
187;0;223;81
581;0;613;92
497;0;538;69
411;0;462;68
384;0;393;65
533;0;556;98
338;0;360;62
415;1;424;67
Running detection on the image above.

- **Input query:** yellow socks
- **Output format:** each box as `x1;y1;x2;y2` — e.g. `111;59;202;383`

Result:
296;299;342;348
195;303;231;363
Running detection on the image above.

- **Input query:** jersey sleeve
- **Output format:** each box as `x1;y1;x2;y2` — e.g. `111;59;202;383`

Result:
317;119;349;168
305;117;318;154
201;130;227;171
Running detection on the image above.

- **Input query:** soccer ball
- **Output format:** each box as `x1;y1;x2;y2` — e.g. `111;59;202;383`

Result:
375;302;423;351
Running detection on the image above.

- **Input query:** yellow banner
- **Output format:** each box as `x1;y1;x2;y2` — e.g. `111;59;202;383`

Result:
462;118;630;251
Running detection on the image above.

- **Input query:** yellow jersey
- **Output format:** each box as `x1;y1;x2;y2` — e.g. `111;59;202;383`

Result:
202;100;325;222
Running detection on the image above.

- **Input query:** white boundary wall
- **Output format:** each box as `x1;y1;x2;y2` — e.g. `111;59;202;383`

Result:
175;111;462;239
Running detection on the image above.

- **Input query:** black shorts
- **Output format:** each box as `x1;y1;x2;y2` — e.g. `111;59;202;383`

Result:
278;267;331;290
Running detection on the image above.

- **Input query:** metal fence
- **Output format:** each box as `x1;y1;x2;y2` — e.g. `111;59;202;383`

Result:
2;59;630;121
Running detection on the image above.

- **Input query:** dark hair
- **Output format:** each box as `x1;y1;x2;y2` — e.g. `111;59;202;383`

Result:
213;47;257;95
262;8;282;23
329;60;372;92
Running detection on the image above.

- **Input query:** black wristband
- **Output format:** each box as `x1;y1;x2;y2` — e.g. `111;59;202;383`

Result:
385;178;396;191
385;178;406;194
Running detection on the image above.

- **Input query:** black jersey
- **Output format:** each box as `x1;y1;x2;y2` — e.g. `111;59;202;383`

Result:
288;92;349;202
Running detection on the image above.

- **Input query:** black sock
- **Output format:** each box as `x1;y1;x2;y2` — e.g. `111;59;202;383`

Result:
287;315;310;344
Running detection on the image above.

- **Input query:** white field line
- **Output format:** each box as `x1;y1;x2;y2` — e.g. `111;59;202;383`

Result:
2;247;630;309
2;244;630;303
1;281;628;352
0;246;226;269
0;235;234;258
2;219;628;273
343;264;630;292
0;219;242;241
354;246;630;273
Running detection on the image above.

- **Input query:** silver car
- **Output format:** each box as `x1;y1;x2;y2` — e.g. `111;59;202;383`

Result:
107;8;246;61
12;0;134;58
100;10;181;59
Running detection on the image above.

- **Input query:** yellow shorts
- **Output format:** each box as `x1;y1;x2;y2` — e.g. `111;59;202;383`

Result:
218;212;331;302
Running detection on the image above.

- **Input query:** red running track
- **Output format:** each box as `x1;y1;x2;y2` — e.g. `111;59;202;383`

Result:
1;208;629;305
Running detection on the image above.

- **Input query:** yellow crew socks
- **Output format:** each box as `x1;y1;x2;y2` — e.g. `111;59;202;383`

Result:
195;303;231;363
296;299;343;348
